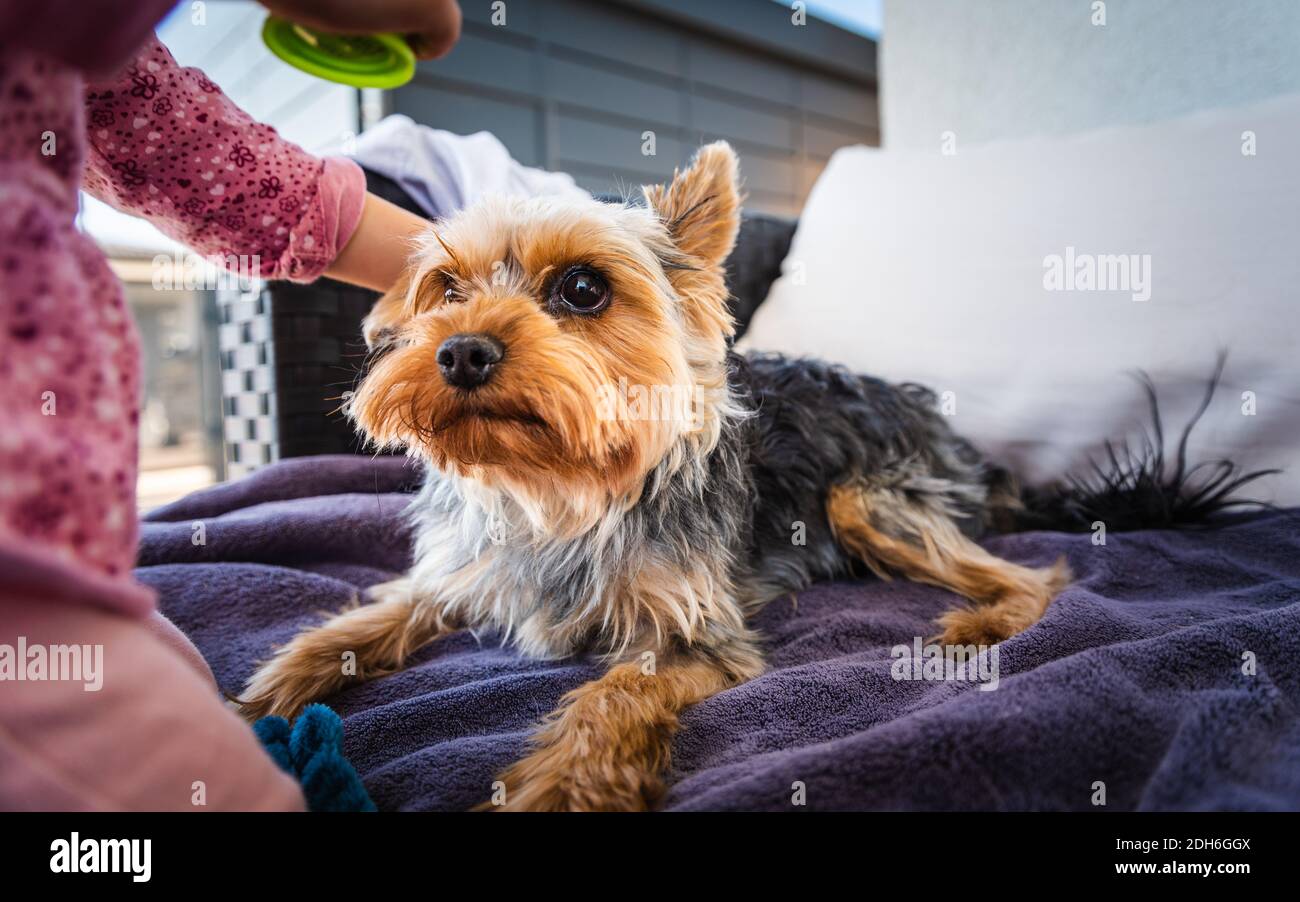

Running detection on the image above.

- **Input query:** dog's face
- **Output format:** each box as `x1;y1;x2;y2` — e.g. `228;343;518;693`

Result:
350;142;742;514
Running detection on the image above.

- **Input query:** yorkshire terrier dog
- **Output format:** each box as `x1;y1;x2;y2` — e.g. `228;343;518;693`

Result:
238;142;1074;810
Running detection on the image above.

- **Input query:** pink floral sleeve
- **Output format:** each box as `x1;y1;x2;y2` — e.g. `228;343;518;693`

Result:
82;35;366;282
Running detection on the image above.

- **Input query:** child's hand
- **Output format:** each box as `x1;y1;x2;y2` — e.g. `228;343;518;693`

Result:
260;0;463;61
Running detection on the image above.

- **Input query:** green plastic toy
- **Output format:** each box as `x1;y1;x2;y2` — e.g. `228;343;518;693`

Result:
261;16;416;89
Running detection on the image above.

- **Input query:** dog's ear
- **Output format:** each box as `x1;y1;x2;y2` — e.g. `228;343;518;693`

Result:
362;264;418;350
643;141;741;268
643;142;742;354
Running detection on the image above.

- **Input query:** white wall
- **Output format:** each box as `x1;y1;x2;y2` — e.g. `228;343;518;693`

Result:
881;0;1300;150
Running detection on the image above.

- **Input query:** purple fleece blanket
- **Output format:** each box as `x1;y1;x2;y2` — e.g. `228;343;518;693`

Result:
137;455;1300;811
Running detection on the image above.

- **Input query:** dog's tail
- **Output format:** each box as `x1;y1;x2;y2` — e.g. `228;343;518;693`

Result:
1010;354;1279;533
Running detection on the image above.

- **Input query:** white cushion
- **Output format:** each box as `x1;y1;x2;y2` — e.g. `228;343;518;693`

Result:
739;94;1300;504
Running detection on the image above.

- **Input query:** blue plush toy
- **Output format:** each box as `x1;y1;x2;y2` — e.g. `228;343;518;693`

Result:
253;704;376;812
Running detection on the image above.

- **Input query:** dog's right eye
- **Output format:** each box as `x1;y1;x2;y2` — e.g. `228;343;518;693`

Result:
555;268;610;314
443;286;464;304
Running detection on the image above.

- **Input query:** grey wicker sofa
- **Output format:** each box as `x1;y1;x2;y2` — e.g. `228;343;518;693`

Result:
217;168;795;477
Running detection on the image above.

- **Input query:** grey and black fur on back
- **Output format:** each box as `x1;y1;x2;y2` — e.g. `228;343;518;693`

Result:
729;350;1274;586
725;351;1016;603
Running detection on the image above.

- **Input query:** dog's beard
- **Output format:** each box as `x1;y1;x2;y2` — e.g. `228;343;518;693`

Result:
352;368;571;472
412;402;559;470
350;337;637;480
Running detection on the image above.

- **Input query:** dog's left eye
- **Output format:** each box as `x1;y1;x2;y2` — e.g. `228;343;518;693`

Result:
556;268;609;313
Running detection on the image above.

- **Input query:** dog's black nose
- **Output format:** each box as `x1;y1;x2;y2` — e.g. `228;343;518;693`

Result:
437;333;504;389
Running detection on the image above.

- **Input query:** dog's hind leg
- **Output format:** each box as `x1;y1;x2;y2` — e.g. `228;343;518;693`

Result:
826;479;1070;646
237;577;457;720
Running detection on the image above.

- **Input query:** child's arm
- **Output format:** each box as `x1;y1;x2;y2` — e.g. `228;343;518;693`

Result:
325;192;430;293
82;35;427;289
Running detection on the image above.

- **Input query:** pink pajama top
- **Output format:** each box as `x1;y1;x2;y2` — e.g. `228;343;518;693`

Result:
0;4;366;616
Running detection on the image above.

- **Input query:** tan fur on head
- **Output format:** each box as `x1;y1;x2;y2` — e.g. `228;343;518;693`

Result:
349;143;744;535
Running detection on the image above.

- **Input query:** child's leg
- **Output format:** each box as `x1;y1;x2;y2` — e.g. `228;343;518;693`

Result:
0;593;305;811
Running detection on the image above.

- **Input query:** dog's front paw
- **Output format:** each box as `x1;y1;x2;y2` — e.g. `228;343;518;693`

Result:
236;639;345;723
236;658;310;722
478;747;661;812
